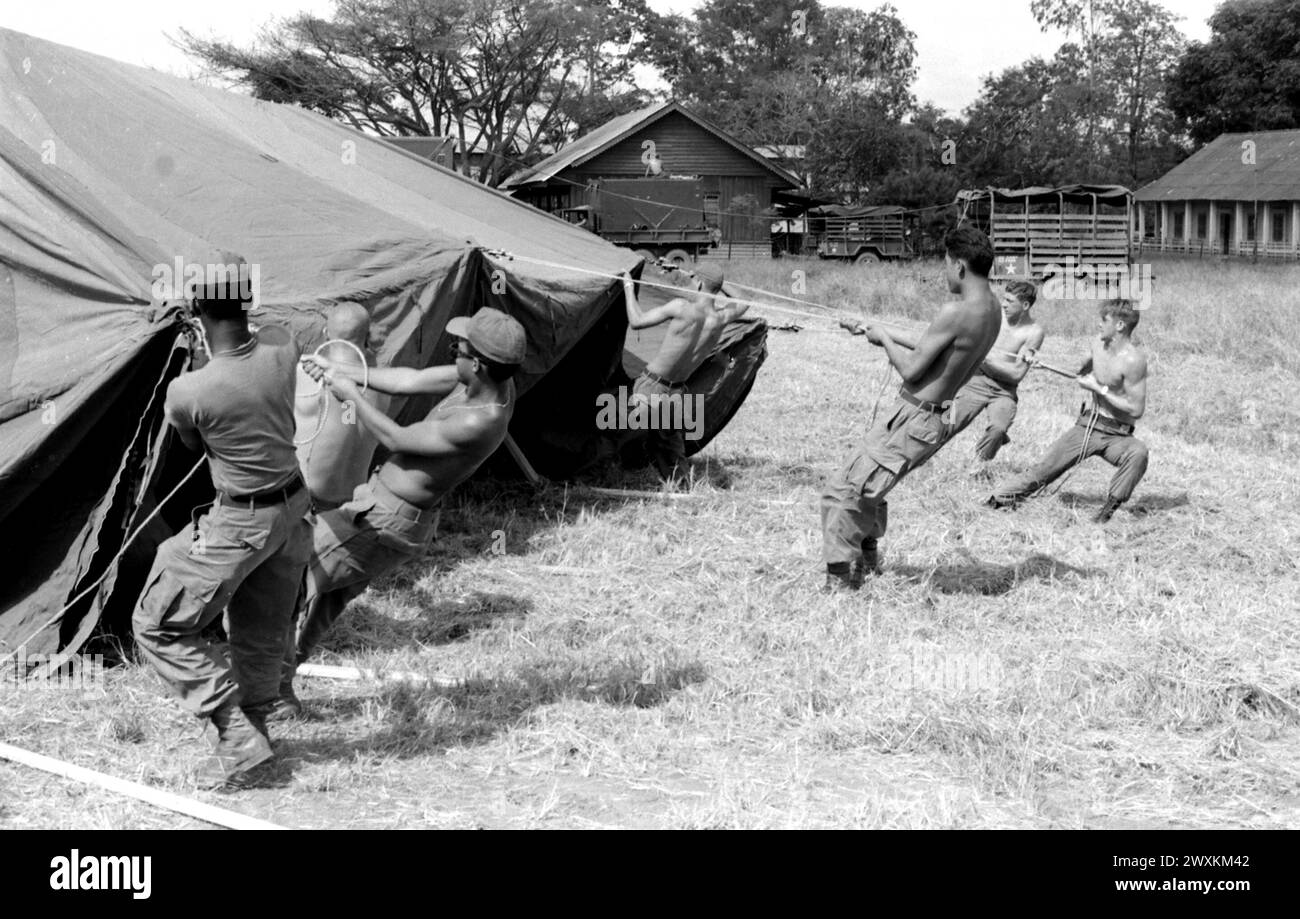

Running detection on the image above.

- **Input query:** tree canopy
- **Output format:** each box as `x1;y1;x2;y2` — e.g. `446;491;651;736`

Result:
176;0;1297;202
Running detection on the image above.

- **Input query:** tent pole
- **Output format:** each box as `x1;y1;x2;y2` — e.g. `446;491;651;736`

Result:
297;662;462;689
502;433;545;485
0;742;285;830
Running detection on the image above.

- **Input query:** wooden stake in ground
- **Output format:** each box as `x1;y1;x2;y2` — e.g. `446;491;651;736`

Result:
0;742;285;830
297;662;463;689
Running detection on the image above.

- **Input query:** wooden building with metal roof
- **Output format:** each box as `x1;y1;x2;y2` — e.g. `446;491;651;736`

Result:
1134;130;1300;259
501;100;802;255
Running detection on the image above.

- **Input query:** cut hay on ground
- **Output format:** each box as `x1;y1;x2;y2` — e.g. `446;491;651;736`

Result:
3;256;1297;829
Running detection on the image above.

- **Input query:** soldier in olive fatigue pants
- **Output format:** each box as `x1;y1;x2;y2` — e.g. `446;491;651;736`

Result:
133;267;310;788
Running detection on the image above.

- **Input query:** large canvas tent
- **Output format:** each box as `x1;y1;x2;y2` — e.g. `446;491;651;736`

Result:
0;29;765;669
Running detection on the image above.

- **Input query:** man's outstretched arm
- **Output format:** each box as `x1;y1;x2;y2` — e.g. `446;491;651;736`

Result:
842;318;919;350
983;327;1045;385
868;309;958;384
623;273;681;330
343;383;491;457
306;356;459;399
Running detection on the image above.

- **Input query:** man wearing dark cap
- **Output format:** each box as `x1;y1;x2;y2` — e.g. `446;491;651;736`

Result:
621;264;750;479
132;255;312;787
274;307;526;712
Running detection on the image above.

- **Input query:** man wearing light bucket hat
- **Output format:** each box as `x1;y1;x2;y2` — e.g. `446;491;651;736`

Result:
272;308;526;715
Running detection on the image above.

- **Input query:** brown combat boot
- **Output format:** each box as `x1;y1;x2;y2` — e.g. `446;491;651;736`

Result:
198;700;274;790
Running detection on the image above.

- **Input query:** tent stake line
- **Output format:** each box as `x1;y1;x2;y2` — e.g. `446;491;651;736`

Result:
0;742;285;830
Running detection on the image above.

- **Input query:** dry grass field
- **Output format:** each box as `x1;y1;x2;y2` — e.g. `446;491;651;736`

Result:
3;255;1298;829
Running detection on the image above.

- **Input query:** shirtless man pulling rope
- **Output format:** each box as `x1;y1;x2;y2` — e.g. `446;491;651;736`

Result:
274;308;527;716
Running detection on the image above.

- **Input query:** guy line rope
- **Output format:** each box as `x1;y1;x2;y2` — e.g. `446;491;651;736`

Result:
4;257;1084;668
482;248;1082;376
0;332;367;670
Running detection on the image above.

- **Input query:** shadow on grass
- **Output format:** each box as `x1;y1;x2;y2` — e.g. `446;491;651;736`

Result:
320;588;534;656
894;552;1105;596
1057;491;1191;514
434;470;747;562
708;453;822;487
278;653;708;766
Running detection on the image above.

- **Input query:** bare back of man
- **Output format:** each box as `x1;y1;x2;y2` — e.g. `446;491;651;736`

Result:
295;342;379;507
621;267;750;479
376;381;515;507
823;226;1002;591
645;294;727;382
902;293;1003;406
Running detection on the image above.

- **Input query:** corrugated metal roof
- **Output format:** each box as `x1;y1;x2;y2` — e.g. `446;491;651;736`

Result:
502;100;802;189
1135;130;1300;202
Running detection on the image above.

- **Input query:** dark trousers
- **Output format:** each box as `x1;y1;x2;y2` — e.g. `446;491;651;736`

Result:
133;489;312;717
283;475;439;685
821;397;952;566
993;412;1149;503
632;373;689;479
946;373;1019;461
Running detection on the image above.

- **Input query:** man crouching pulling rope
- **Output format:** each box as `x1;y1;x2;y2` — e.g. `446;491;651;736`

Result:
987;298;1149;523
273;308;526;716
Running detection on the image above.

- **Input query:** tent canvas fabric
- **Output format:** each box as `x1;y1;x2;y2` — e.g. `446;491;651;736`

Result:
956;185;1133;207
0;29;771;668
808;205;907;218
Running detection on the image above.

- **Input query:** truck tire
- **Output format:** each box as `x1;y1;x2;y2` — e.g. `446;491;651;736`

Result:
663;249;693;270
854;251;881;264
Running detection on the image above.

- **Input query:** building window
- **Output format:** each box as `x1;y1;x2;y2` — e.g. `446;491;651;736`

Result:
1273;207;1287;243
1247;214;1257;242
1197;213;1207;238
1173;212;1185;238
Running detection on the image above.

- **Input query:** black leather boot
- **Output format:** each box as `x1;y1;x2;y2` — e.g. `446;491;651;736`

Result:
199;700;274;789
852;540;881;584
823;562;857;593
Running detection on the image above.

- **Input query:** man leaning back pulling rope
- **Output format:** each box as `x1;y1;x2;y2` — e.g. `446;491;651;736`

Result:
132;255;312;789
825;226;1002;592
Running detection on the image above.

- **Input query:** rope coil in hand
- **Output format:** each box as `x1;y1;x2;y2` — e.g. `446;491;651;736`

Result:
294;338;370;447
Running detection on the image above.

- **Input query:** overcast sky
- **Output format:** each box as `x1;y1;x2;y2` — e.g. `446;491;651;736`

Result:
2;0;1220;115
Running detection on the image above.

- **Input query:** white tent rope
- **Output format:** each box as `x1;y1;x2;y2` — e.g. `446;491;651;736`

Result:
0;455;208;668
481;248;1074;371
